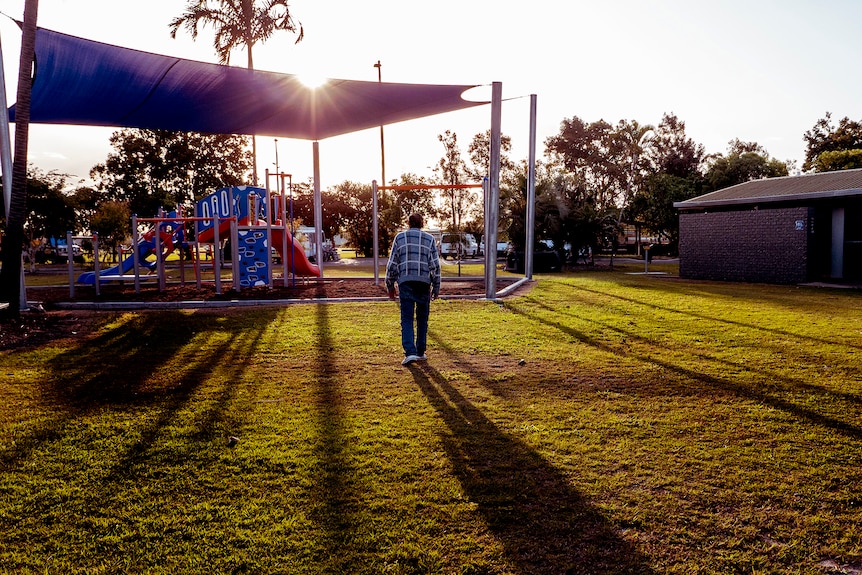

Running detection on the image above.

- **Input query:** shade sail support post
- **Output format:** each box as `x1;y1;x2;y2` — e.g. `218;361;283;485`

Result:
484;81;502;300
525;94;537;280
372;180;380;285
312;141;324;278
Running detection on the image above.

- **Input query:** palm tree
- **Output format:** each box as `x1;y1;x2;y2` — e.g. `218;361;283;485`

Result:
607;120;653;269
170;0;304;186
0;0;39;316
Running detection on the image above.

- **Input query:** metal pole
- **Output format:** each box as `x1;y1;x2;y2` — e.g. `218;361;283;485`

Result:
485;82;502;300
93;233;100;297
132;215;141;293
372;180;380;285
265;184;273;287
177;213;186;287
483;178;491;275
67;231;75;299
525;94;538;280
213;216;221;295
288;174;296;287
194;239;201;289
374;61;386;188
231;217;240;292
312;141;324;278
155;217;165;292
374;60;385;286
229;187;240;291
270;146;281;285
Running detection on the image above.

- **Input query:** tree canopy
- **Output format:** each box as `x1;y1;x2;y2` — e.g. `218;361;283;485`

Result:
704;139;788;192
804;112;862;172
90;129;253;217
170;0;304;184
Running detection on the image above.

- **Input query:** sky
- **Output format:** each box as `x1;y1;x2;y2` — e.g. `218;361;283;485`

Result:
2;0;862;191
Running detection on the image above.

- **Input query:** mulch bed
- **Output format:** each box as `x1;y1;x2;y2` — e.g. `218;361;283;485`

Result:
26;277;521;306
1;278;531;351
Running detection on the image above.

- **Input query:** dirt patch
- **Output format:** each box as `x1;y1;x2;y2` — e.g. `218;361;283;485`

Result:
27;277;528;306
0;310;108;352
1;278;534;352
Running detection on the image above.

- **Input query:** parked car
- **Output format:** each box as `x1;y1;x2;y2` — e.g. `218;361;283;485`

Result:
496;242;510;259
440;233;481;259
35;243;84;264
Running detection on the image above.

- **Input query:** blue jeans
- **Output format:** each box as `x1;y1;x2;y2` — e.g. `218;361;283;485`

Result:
398;281;431;356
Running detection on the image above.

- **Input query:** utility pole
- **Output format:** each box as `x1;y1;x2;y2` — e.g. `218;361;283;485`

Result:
374;61;386;188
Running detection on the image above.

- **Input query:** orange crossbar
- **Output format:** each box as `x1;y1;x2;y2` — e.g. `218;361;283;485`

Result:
136;216;236;223
378;183;483;191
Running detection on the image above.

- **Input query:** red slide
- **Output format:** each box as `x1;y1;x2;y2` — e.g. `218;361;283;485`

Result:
271;227;321;277
198;217;320;277
197;216;245;244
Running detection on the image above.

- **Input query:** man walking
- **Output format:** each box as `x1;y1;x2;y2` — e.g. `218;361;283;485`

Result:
385;213;441;366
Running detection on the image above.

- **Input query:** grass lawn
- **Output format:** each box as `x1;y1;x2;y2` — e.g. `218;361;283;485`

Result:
1;269;860;574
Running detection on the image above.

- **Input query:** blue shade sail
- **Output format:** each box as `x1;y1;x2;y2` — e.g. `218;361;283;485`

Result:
10;27;485;140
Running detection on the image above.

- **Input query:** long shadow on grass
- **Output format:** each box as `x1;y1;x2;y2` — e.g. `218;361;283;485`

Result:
1;310;276;470
1;310;278;569
505;300;862;441
574;283;862;351
310;303;361;567
520;292;862;408
410;364;655;575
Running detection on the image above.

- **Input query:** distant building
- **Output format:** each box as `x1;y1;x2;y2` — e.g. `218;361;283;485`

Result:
675;169;862;284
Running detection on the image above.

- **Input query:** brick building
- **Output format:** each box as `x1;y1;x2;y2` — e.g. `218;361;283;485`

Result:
675;169;862;284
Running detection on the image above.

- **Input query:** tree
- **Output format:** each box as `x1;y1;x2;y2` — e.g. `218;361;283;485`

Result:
629;173;700;253
278;179;314;227
381;173;439;235
466;130;513;182
331;181;387;257
170;0;304;184
609;119;654;228
545;116;620;213
803;112;862;172
811;149;862;172
0;0;38;316
501;161;609;263
22;168;77;268
544;117;660;261
435;131;480;234
68;185;101;233
90;129;252;217
624;113;706;254
90;201;131;263
646;113;705;179
704;139;789;191
463;130;515;245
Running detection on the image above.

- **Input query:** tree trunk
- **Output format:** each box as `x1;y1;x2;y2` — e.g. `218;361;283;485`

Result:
0;0;38;316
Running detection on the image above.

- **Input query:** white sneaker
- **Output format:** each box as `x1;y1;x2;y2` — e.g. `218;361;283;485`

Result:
402;355;420;366
416;354;428;361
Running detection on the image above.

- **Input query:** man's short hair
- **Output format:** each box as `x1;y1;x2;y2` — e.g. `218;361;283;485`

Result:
408;213;423;229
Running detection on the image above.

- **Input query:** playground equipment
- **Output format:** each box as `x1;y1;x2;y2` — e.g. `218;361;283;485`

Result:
76;211;187;285
72;183;320;295
195;184;320;288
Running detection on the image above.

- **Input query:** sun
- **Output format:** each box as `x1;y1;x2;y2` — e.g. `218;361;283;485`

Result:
298;75;328;89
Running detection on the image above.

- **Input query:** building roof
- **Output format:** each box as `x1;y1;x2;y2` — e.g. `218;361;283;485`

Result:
675;168;862;211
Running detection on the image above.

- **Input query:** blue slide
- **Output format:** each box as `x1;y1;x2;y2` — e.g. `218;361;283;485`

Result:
77;239;157;285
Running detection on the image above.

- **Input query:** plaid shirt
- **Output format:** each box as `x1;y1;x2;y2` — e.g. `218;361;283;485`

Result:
385;228;441;296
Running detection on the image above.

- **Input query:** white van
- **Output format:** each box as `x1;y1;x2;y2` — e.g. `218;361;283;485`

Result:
440;233;481;259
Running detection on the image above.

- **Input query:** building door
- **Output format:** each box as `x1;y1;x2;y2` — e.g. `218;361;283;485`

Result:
844;204;862;281
831;208;844;279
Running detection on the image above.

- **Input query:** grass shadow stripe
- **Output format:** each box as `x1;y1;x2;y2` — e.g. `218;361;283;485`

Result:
410;363;656;574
